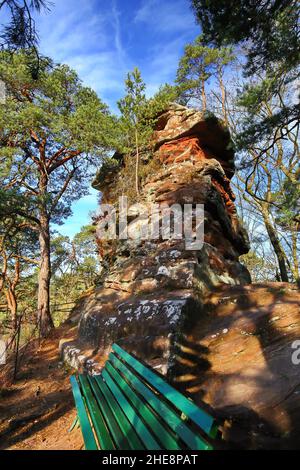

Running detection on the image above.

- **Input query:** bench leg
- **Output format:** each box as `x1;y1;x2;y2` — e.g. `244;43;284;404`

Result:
68;415;79;433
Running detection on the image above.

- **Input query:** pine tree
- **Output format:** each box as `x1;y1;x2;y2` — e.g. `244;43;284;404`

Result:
191;0;300;149
0;0;51;77
175;35;234;118
117;67;151;195
0;51;115;336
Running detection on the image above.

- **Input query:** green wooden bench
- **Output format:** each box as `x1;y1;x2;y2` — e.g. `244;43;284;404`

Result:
70;343;221;450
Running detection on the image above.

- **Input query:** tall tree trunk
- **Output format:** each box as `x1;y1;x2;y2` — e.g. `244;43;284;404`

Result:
218;65;227;125
201;80;206;113
5;257;20;334
135;128;140;195
291;225;299;284
261;206;289;282
37;211;54;337
0;250;8;294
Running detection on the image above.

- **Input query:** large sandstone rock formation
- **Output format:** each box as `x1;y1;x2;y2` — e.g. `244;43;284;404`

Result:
75;104;250;354
63;105;300;449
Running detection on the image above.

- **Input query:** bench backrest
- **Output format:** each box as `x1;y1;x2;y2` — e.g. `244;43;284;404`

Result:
71;343;219;450
109;344;218;440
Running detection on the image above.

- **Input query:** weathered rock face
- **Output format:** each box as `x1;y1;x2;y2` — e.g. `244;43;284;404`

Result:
76;104;250;357
154;106;235;178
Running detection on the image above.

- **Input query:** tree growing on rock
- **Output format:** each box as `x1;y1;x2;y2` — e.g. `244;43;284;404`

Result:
0;52;115;336
175;35;234;118
117;67;150;195
117;70;181;196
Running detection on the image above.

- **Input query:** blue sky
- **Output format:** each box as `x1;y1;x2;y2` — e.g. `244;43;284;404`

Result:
36;0;199;237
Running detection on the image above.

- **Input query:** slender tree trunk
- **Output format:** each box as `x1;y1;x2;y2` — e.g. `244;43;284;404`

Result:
218;65;227;125
5;257;20;333
5;287;17;332
37;212;54;336
135;127;140;195
0;250;8;294
201;80;206;113
13;314;21;379
291;225;299;283
261;206;289;282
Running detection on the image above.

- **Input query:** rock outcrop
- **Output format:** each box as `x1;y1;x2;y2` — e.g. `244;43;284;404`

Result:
63;105;300;448
76;104;250;354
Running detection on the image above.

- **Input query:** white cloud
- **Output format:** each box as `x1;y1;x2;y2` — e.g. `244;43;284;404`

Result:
38;1;109;60
36;0;128;109
112;0;127;67
134;0;196;34
34;0;199;111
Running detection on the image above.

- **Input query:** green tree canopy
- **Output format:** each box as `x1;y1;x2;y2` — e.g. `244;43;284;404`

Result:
117;67;151;195
0;51;115;335
0;1;51;77
191;0;299;75
175;35;234;118
0;1;49;51
191;0;300;150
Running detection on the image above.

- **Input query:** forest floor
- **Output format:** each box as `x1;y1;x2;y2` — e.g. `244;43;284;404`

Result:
0;281;299;450
0;324;83;450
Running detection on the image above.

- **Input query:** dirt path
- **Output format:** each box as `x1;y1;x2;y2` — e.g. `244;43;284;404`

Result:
0;325;84;450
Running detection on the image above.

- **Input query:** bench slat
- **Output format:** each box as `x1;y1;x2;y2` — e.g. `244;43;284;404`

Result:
105;361;182;450
89;375;144;450
83;375;131;450
112;343;217;438
99;369;162;450
70;375;98;450
108;353;212;450
78;375;115;450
